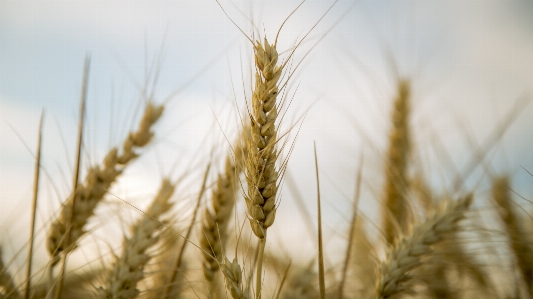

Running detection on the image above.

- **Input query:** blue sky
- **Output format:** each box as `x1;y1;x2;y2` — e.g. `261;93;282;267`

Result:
1;0;533;272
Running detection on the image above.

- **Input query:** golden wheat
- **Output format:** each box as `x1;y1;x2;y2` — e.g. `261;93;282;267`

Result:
376;194;473;299
47;102;164;264
382;79;412;246
221;257;247;299
199;142;245;298
245;38;283;240
492;176;533;296
99;178;174;299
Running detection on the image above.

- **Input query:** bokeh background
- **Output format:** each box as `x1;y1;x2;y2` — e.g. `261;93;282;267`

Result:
1;0;533;280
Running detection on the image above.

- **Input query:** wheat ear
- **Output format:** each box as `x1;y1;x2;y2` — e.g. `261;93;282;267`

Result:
47;102;164;263
99;178;174;299
382;79;411;245
492;176;533;296
245;37;282;238
376;194;473;299
221;257;247;299
200;143;244;293
245;37;283;299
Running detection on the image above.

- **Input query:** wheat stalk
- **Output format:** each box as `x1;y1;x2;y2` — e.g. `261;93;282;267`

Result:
382;79;411;246
376;194;473;299
47;102;164;264
99;178;174;299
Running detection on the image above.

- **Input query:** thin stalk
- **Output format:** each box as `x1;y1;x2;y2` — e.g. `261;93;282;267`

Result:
338;155;363;298
25;110;44;299
54;55;90;299
245;243;260;297
314;142;325;299
255;237;266;299
163;162;211;299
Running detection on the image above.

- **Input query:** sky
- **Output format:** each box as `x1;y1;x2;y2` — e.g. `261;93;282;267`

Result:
1;0;533;277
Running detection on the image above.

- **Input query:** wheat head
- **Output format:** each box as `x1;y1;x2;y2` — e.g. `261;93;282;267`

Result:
382;79;412;246
200;142;245;286
221;257;248;299
245;38;283;240
47;102;164;264
99;178;174;299
492;176;533;296
376;194;473;299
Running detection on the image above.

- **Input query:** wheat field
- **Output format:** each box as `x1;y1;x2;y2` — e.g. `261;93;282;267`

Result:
1;1;533;299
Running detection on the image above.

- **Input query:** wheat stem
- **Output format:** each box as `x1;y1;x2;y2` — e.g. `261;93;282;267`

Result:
25;110;44;299
54;57;89;299
338;156;363;298
314;143;325;299
255;237;266;299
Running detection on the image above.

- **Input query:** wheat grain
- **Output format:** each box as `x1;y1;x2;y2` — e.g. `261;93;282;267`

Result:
47;102;164;264
99;178;174;299
376;194;473;299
